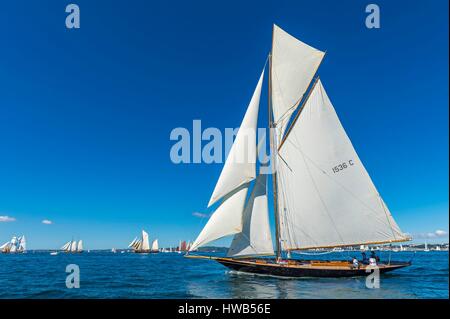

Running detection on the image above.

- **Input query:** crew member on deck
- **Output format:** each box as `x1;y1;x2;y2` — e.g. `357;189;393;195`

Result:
352;257;359;269
370;250;380;263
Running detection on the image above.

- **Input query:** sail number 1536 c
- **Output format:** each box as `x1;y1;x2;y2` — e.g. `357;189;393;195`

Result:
331;160;354;174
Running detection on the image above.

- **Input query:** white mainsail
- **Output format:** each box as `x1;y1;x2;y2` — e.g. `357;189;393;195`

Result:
276;80;408;250
77;240;83;252
151;239;159;251
227;173;274;257
271;24;325;142
207;69;264;207
141;230;150;251
190;185;249;251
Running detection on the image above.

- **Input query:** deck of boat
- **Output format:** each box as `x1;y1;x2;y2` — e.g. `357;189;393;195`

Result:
185;255;411;278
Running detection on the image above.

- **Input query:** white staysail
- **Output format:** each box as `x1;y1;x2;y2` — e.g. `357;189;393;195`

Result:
70;240;77;252
271;24;325;142
77;240;83;252
190;184;249;251
207;69;264;207
277;80;408;250
151;239;159;251
227;173;274;257
141;230;150;251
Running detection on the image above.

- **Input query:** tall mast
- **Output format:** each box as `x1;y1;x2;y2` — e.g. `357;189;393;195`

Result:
268;25;282;261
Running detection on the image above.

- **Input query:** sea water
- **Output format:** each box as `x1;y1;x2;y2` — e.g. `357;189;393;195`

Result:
0;250;447;299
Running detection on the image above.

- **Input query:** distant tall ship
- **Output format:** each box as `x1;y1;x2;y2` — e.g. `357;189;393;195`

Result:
61;239;83;253
0;235;26;254
129;230;158;253
187;24;412;278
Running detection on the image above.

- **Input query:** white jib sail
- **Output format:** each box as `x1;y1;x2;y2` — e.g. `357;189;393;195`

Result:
151;239;159;251
227;173;274;257
277;80;408;250
0;241;10;251
190;184;249;251
61;241;72;251
207;69;264;207
70;240;77;252
271;24;325;142
141;230;150;251
77;240;83;252
128;237;138;248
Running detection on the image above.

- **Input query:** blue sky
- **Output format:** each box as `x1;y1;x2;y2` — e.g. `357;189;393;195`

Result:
0;0;448;249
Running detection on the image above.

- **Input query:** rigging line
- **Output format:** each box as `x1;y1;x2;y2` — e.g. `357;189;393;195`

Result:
285;138;404;232
378;196;398;240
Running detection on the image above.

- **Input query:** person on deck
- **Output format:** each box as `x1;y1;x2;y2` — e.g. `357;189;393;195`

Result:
370;251;380;263
352;257;359;269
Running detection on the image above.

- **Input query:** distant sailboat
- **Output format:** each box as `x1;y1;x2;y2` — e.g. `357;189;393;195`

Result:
0;235;26;254
129;230;152;253
424;241;430;252
186;24;412;278
61;239;83;253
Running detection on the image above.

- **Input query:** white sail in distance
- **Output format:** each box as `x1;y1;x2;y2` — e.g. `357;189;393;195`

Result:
128;237;138;248
271;24;325;142
61;241;72;251
227;173;274;257
18;235;26;252
70;240;77;252
277;80;408;250
208;69;265;207
151;239;159;251
77;240;83;252
141;230;150;251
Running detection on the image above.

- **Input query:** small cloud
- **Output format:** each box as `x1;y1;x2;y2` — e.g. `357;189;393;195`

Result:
42;219;53;225
0;216;16;222
435;230;448;237
413;229;448;239
192;212;209;218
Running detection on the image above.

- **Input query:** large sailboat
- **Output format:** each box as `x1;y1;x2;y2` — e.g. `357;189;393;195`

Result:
186;24;412;278
129;230;152;253
0;235;26;254
61;239;83;253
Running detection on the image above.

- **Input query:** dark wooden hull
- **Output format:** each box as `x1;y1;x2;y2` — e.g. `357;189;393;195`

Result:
214;257;411;278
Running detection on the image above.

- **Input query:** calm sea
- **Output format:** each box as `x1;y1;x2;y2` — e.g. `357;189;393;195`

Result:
0;250;447;299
